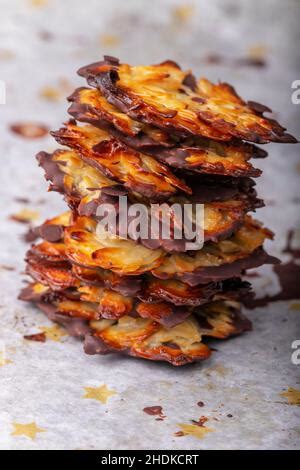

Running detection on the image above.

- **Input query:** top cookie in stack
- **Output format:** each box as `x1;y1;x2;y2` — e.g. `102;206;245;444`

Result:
20;56;297;366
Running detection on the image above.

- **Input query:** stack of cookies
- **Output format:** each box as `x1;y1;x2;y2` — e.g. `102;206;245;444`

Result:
20;57;296;366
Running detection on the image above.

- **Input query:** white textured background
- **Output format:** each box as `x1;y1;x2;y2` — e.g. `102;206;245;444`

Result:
0;0;299;450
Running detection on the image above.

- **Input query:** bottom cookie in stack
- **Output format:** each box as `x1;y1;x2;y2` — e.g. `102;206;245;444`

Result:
19;243;252;366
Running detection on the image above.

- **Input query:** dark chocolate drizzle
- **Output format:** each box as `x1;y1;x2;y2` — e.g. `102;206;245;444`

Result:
154;248;279;286
246;229;300;307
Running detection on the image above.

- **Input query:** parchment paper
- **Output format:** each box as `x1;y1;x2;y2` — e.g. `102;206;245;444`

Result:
0;0;299;450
